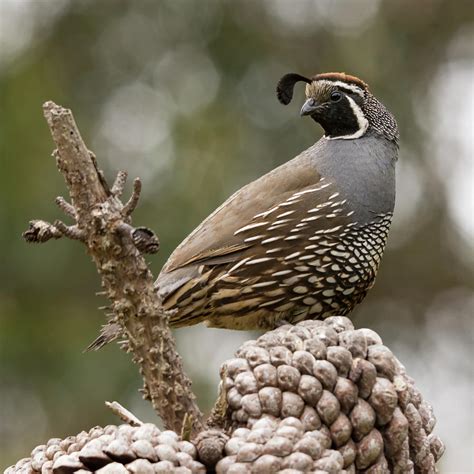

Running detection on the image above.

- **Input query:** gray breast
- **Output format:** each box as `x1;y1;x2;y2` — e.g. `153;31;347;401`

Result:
306;131;397;225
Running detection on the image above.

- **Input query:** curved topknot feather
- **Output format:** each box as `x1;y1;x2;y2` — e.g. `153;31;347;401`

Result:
276;73;312;105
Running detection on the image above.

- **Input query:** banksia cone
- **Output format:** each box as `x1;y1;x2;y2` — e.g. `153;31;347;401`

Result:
6;423;206;474
215;317;444;473
7;318;444;473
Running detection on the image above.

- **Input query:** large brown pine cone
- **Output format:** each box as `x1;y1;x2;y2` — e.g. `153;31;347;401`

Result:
6;317;444;473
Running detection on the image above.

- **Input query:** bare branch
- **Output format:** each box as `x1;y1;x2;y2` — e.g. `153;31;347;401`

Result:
23;220;63;243
43;101;109;217
111;170;128;197
53;220;86;241
55;196;77;219
24;101;204;435
123;177;142;217
105;401;143;427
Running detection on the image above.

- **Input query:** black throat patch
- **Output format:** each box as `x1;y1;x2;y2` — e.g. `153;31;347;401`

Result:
312;97;363;139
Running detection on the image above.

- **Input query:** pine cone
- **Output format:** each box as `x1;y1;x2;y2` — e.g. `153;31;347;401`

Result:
215;317;444;473
7;317;444;473
6;423;205;474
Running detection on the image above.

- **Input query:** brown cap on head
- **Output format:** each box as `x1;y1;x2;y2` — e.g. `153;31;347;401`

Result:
312;72;369;91
277;71;369;106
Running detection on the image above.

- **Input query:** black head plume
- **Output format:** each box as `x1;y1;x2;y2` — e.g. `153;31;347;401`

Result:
276;73;311;105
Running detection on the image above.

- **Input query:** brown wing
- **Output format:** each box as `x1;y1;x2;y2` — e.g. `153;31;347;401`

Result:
162;151;321;274
159;166;355;328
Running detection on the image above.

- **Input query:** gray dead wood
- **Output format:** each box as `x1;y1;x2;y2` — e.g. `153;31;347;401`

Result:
23;101;204;435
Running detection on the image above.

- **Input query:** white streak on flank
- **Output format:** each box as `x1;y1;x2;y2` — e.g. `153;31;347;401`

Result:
284;235;301;241
244;235;264;242
285;276;305;286
331;250;351;258
330;200;346;207
276;210;295;218
259;297;285;307
299;255;316;261
272;218;293;226
326;96;369;140
318;182;331;190
295;265;309;272
264;288;286;297
346;210;355;216
261;236;284;244
295;223;309;228
253;206;279;219
234;221;269;235
288;183;331;202
251;281;277;288
326;214;338;218
285;251;302;260
301;215;322;222
245;257;273;265
324;225;343;233
293;188;320;197
328;192;339;200
305;244;317;250
266;247;282;254
308;201;332;213
279;199;300;207
267;224;289;231
272;269;293;277
225;257;251;275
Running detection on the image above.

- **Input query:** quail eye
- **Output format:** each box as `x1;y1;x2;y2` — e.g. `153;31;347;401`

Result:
330;91;342;102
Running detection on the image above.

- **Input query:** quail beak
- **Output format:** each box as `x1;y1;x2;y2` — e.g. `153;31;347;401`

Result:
300;98;319;116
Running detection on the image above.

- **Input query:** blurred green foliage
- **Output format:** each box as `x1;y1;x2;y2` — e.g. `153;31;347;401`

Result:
1;0;473;471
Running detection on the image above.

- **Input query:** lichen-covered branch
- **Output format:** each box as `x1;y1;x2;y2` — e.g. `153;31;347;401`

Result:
22;101;204;435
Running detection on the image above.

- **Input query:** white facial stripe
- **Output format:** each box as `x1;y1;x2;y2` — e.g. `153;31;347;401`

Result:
326;96;369;141
346;96;369;136
317;80;365;97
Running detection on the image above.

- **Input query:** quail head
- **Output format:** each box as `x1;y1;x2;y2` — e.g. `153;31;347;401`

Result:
156;71;399;330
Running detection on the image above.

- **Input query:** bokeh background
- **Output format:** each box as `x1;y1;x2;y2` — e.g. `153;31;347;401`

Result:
1;0;473;471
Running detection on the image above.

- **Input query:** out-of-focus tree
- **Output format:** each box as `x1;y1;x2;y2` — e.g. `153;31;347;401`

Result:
0;0;472;471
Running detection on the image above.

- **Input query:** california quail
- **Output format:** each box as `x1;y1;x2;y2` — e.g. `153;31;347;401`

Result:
156;72;399;330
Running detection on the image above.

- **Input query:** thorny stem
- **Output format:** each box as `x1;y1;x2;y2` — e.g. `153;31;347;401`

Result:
23;101;204;435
